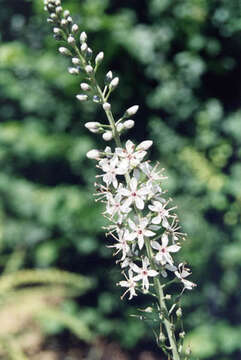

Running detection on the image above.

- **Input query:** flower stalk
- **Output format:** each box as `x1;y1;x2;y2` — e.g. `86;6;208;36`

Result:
44;1;196;358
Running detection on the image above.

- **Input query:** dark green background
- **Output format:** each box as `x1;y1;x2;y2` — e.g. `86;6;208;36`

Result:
0;0;241;359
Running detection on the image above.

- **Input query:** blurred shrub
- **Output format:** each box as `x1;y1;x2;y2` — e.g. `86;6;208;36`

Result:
0;0;241;359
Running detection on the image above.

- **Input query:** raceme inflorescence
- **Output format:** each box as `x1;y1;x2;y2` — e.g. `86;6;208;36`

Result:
44;1;196;359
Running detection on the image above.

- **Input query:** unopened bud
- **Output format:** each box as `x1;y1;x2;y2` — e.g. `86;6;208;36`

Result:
85;65;93;74
125;105;139;117
105;71;113;84
176;308;182;318
81;43;87;52
80;31;87;43
159;332;166;342
76;94;88;101
63;9;70;18
53;27;61;34
123;120;134;129
179;331;185;339
60;19;68;27
165;294;171;300
72;57;80;65
68;67;79;75
50;13;57;20
59;47;72;56
67;16;73;23
86;149;100;160
136;140;153;151
72;24;78;33
117;123;124;132
85;122;101;131
110;77;119;89
102;131;113;141
67;35;75;45
95;51;104;65
55;6;62;14
103;103;111;111
86;48;93;60
80;83;90;91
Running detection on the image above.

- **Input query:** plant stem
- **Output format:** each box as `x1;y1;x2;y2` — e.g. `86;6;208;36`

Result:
145;239;180;360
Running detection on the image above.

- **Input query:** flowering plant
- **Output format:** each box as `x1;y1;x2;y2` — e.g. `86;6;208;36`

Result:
44;1;196;358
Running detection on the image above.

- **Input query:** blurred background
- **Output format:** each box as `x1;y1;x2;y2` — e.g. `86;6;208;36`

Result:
0;0;241;359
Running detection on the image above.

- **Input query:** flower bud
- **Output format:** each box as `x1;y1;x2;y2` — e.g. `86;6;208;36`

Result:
67;16;73;23
59;47;72;56
60;18;68;27
50;13;57;20
68;67;79;75
53;27;61;34
136;140;153;151
179;331;185;339
105;71;113;85
95;51;104;65
85;65;93;74
80;83;90;91
72;57;80;65
86;149;100;160
103;103;111;111
176;307;182;318
86;48;93;61
125;105;139;117
159;332;166;342
55;6;62;14
123;120;134;129
63;9;70;18
110;77;119;89
81;43;87;52
67;35;75;45
80;31;87;43
72;24;78;33
102;131;113;141
85;122;101;133
76;94;88;101
117;123;124;132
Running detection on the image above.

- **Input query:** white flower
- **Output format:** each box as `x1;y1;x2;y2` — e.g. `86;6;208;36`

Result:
105;192;131;222
120;177;149;210
99;155;127;188
149;200;176;227
128;218;155;250
118;269;137;300
151;233;180;266
175;263;196;290
108;229;135;261
131;257;158;291
115;140;147;168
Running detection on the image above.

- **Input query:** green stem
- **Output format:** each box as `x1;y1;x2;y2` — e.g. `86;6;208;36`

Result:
145;239;180;360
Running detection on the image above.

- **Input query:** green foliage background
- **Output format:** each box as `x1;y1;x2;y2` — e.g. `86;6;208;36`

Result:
0;0;241;359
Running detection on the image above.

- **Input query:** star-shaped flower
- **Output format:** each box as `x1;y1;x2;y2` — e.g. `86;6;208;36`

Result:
118;269;137;299
128;218;155;250
131;257;158;291
151;233;180;266
120;177;149;210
